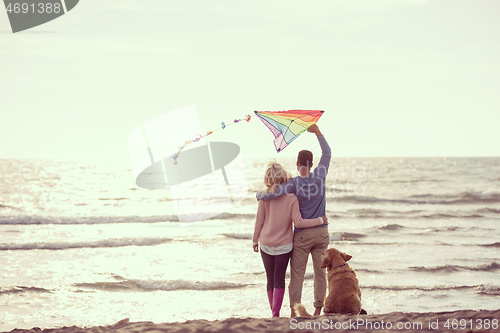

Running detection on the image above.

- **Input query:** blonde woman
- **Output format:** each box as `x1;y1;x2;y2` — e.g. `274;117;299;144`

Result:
253;162;327;317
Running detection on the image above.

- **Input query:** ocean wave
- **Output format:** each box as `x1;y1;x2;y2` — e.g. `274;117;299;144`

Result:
411;192;500;204
429;226;462;232
335;208;423;219
354;242;410;246
477;208;500;214
0;203;21;211
0;237;172;251
0;214;179;225
391;178;443;184
221;233;252;240
74;279;248;292
212;213;257;220
481;242;500;248
476;285;500;296
330;232;367;241
328;191;500;205
363;285;471;292
356;269;383;274
0;286;51;295
416;226;489;234
325;207;500;220
378;224;405;231
410;262;500;273
421;213;484;219
362;284;499;296
2;208;496;226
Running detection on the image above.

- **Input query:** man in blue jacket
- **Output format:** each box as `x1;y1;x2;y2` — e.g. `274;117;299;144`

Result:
257;124;331;317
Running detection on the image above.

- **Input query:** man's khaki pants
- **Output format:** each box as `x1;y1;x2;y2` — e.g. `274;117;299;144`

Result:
289;226;330;308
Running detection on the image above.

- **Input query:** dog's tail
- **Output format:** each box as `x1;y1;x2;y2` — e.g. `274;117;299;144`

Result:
293;304;313;317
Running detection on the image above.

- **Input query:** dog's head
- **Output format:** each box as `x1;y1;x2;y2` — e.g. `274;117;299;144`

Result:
321;248;352;270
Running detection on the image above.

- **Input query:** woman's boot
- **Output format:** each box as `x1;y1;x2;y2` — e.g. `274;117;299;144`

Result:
272;288;285;317
267;289;273;312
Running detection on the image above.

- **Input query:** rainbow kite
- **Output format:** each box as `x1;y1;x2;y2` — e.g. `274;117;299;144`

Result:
254;110;324;152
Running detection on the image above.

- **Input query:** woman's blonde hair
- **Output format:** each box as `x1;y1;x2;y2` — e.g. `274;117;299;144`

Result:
263;161;292;194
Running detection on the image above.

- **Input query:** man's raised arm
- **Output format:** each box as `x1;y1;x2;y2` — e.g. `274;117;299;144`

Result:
308;124;331;178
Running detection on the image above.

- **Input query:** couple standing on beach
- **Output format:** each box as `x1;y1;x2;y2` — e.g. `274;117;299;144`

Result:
252;124;331;318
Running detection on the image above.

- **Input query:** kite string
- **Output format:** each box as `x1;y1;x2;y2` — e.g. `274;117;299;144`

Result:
172;114;252;164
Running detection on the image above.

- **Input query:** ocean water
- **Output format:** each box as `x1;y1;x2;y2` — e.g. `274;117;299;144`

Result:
0;157;499;331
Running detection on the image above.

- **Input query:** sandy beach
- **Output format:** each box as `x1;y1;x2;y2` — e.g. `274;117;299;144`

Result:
4;309;499;333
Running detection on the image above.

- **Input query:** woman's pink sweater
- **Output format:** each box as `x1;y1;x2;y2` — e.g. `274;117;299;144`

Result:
253;194;323;247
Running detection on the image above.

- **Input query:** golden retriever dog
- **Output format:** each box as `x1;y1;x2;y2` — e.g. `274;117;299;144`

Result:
294;248;362;316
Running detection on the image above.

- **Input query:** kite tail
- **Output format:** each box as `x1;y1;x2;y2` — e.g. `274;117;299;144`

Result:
172;114;252;164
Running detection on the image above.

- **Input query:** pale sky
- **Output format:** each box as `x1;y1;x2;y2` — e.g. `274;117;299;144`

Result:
1;0;499;166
